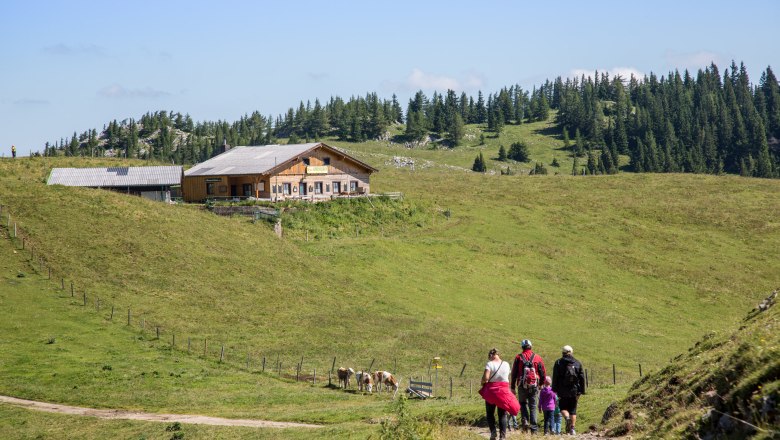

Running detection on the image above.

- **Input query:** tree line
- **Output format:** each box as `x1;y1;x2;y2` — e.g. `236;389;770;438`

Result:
554;62;780;177
43;61;779;178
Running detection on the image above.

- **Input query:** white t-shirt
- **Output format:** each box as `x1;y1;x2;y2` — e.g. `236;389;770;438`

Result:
485;360;510;383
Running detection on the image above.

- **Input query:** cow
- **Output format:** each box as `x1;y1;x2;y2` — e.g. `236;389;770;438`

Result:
373;371;400;398
357;370;373;393
337;367;354;389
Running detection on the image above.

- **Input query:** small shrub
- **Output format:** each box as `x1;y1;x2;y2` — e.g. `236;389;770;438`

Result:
165;422;182;432
102;365;112;371
46;337;56;344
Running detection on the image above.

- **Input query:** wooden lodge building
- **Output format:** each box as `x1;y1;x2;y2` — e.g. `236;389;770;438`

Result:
182;143;377;202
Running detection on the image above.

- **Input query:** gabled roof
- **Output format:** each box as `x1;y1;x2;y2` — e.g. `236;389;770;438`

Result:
184;143;377;177
47;166;182;187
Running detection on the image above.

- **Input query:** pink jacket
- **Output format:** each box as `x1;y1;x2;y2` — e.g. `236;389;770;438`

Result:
479;382;520;416
538;386;557;412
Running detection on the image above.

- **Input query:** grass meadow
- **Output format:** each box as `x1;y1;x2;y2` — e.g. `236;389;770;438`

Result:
0;117;777;437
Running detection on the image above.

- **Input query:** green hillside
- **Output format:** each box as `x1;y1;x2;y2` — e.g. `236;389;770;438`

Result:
1;118;779;437
600;294;779;439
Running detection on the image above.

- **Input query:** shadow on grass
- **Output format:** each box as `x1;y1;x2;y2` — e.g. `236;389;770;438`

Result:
532;125;563;139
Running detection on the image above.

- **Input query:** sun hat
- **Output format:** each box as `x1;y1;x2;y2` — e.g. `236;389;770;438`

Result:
562;345;573;354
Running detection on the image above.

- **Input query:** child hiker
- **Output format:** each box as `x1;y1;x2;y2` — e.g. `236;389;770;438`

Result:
538;376;557;435
553;392;562;434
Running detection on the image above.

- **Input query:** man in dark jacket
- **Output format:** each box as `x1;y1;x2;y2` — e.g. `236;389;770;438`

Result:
510;339;546;433
552;345;586;435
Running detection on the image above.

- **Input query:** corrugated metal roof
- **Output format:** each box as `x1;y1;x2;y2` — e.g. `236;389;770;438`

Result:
47;166;182;187
184;143;322;177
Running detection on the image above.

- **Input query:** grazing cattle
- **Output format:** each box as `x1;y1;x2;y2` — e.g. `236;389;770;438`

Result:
374;371;400;398
355;370;371;391
359;370;374;393
337;367;354;389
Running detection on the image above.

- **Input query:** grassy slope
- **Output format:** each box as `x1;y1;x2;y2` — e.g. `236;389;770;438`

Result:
0;118;778;436
600;300;779;439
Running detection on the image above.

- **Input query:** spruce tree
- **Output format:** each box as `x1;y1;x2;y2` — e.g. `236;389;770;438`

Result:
498;144;507;161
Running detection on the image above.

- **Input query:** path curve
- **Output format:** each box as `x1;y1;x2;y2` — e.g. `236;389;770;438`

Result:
0;395;321;429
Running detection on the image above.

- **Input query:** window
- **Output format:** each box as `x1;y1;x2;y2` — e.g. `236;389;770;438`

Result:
302;158;310;166
314;182;323;194
350;181;358;192
282;183;292;195
323;157;330;165
332;181;340;194
259;180;265;191
206;182;215;195
326;184;330;192
272;185;277;194
243;183;253;197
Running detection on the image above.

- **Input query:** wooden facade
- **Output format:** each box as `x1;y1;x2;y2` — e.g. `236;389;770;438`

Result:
182;143;376;202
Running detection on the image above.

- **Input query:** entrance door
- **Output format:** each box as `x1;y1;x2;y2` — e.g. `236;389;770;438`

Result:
230;185;237;197
299;182;307;196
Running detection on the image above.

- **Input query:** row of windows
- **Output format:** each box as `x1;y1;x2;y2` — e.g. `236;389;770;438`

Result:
205;178;358;197
271;181;358;194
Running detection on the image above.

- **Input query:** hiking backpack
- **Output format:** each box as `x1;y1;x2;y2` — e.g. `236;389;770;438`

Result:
520;353;538;388
563;361;578;388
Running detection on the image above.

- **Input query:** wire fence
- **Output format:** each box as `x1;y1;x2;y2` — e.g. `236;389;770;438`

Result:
0;201;648;400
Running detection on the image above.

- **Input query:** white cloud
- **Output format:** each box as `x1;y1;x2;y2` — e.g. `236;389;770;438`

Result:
569;67;645;82
98;84;170;99
382;68;485;93
663;50;724;71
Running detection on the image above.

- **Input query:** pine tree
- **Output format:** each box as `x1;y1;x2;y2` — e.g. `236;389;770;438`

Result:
571;156;580;175
472;152;487;172
498;145;507;161
448;113;465;146
508;142;530;162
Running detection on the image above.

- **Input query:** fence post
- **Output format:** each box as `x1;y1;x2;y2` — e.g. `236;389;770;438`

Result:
71;282;74;297
313;368;316;385
127;309;131;325
172;334;175;348
460;363;467;377
263;356;266;372
13;222;16;238
83;290;86;306
110;305;114;320
585;369;589;388
141;318;145;330
204;338;207;357
22;237;25;249
187;338;191;353
220;345;224;363
450;377;453;399
247;352;251;370
48;267;51;279
639;363;642;377
613;364;616;385
96;297;100;312
61;278;64;290
470;380;473;396
156;326;160;339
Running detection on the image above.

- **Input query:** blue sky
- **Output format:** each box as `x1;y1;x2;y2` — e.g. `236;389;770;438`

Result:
1;0;778;156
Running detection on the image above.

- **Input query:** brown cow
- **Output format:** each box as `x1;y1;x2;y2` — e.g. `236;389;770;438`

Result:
337;367;354;389
373;371;399;398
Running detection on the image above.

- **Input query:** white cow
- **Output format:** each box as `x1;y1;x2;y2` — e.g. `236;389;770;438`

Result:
356;370;373;393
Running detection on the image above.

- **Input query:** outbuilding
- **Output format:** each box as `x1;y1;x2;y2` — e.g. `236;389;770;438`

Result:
182;142;377;202
47;166;183;202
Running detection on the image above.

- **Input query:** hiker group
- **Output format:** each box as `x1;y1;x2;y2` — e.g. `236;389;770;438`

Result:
479;340;585;438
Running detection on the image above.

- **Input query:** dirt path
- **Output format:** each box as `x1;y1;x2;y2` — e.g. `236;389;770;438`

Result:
0;395;321;429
